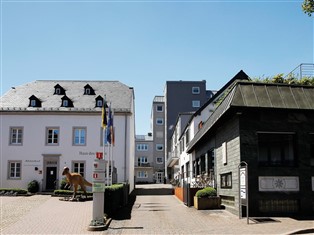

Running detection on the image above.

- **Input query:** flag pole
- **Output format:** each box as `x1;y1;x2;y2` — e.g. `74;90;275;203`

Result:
110;108;114;185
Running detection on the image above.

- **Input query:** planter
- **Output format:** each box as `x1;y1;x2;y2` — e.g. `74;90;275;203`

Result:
194;196;221;210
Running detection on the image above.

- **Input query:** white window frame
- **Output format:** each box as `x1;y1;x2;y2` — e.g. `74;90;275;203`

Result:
156;157;163;164
30;99;36;107
156;118;164;125
8;161;21;179
137;144;148;151
96;100;103;107
73;127;87;146
10;127;23;145
137;171;148;178
192;86;200;94
156;105;163;112
62;100;69;107
46;127;59;145
156;144;164;151
192;100;200;108
72;161;85;178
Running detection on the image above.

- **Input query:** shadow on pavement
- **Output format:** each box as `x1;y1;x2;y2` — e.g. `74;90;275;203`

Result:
110;193;137;220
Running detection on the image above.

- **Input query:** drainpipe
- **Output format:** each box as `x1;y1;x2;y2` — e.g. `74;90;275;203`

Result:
124;115;127;182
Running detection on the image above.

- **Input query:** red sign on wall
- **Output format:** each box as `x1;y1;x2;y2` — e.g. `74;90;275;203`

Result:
96;152;103;159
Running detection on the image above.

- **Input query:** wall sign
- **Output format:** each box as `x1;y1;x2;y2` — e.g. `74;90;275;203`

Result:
259;176;299;192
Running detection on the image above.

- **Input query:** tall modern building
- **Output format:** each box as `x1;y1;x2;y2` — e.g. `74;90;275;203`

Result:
164;81;210;181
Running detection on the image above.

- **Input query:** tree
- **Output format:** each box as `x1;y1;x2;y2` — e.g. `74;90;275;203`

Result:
303;0;314;16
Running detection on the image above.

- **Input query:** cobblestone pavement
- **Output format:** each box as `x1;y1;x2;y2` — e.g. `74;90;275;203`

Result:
1;193;313;235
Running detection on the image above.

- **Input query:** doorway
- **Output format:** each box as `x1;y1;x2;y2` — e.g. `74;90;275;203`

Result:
46;167;57;190
156;172;163;184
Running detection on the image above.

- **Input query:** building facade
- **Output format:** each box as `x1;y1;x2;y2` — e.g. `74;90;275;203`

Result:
164;81;209;181
187;79;314;216
0;80;135;192
135;134;154;183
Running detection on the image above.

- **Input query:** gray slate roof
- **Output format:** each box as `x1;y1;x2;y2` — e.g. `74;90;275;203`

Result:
0;80;134;113
187;81;314;153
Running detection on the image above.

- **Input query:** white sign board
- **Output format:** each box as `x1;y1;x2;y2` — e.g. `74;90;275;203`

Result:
259;176;299;192
240;168;246;199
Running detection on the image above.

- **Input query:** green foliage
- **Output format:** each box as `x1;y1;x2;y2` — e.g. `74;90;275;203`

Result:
195;187;217;198
251;74;314;86
303;0;314;16
60;177;68;190
53;189;93;196
0;188;28;195
27;180;40;193
53;183;123;195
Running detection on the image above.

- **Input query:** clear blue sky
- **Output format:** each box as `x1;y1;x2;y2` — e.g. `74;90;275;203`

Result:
1;0;313;134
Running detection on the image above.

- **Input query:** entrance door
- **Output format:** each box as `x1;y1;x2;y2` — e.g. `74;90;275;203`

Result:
46;167;57;190
156;172;163;184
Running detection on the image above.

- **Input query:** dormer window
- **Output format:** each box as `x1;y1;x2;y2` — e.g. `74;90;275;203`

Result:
61;95;73;107
84;84;95;95
28;95;41;107
95;95;104;108
54;84;66;95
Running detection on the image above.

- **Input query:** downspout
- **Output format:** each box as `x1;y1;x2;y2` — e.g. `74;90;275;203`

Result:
124;115;127;182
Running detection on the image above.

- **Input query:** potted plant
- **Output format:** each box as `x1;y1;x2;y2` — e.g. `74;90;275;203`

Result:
194;187;221;210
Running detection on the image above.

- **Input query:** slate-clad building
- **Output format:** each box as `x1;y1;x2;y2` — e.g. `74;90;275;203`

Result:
0;80;135;192
187;80;314;216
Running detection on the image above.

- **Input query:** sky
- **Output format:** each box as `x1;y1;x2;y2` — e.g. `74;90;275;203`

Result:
1;0;313;135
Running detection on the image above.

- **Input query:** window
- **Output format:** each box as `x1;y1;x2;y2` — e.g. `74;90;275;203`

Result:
63;100;69;107
46;127;59;145
137;144;148;151
185;130;189;146
156;118;163;125
192;100;200;108
258;132;296;166
137;171;148;178
61;96;73;107
73;127;86;145
8;161;21;179
28;95;41;107
221;172;232;189
73;162;85;177
10;127;23;145
138;156;148;166
156;157;163;164
96;100;103;107
30;100;36;107
54;84;65;95
84;84;95;95
156;144;164;151
192;86;200;94
156;105;163;112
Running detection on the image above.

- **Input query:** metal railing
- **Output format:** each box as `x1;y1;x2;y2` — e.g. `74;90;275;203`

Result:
170;170;216;188
285;63;314;79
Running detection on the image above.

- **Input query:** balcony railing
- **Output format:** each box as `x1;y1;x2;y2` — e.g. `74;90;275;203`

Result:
135;162;153;167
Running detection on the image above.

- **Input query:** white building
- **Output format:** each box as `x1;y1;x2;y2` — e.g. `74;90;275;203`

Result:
0;80;135;192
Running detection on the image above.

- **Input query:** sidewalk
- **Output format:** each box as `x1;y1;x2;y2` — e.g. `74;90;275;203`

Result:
1;187;313;234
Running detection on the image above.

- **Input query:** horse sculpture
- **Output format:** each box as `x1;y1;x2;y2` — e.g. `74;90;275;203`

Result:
62;167;92;199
